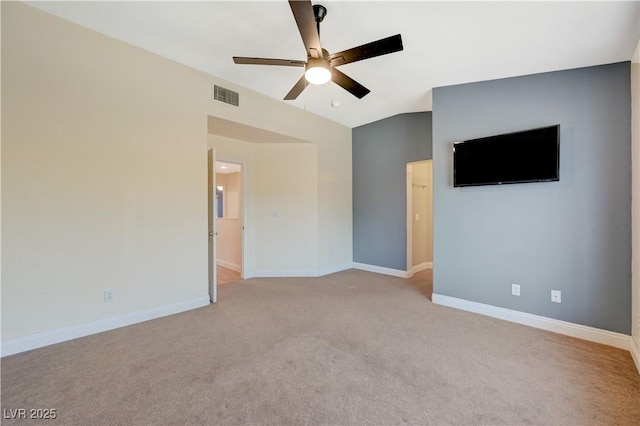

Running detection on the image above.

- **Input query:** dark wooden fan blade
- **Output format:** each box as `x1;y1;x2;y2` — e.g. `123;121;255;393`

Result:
330;34;403;67
331;68;370;99
233;57;305;67
289;0;322;58
284;75;308;100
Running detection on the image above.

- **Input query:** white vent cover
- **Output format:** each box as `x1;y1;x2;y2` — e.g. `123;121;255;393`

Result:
213;84;239;107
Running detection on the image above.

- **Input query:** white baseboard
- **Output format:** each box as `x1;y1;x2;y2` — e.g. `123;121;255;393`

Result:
252;269;319;278
631;336;640;374
352;262;410;278
242;264;351;280
1;296;210;357
216;259;241;272
317;264;353;277
251;262;418;280
432;293;631;351
412;262;433;273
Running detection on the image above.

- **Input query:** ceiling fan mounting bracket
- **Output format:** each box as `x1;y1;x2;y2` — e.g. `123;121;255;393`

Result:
313;4;327;38
313;4;327;23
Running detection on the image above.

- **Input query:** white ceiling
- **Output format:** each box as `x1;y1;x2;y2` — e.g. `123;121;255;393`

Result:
27;1;639;128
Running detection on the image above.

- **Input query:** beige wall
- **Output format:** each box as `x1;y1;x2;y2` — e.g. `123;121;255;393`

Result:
216;171;241;219
317;130;353;274
207;100;353;278
226;172;242;219
2;2;206;341
215;172;242;270
2;2;351;346
632;37;640;365
208;135;327;277
216;219;242;271
254;143;319;275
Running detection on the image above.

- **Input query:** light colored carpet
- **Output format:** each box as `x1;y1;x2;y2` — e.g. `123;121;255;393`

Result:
1;269;638;425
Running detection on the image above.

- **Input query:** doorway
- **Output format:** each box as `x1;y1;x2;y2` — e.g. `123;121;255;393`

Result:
407;160;433;298
214;160;244;285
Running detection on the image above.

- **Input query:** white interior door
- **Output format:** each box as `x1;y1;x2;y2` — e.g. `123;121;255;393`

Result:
208;148;217;303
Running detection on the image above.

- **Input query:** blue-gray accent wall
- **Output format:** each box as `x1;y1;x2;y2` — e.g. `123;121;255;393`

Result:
432;62;632;334
352;112;432;271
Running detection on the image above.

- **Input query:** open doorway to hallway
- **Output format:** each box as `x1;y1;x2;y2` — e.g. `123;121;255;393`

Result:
407;160;433;299
215;160;244;285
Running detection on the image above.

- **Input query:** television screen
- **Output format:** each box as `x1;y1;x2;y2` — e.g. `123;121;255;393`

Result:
453;125;560;187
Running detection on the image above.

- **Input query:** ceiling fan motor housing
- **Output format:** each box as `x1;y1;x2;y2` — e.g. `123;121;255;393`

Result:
306;57;329;70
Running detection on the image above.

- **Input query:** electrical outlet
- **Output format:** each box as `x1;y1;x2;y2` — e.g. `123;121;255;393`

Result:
551;290;561;303
511;284;521;296
104;289;114;303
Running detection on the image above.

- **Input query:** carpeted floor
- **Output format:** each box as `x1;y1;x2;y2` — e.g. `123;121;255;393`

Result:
1;269;638;425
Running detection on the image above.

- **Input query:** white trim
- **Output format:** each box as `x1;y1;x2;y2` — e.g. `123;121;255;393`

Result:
432;293;631;351
240;264;352;280
317;264;353;277
252;269;319;278
412;262;433;273
1;296;210;357
216;259;241;272
631;336;640;374
352;262;410;278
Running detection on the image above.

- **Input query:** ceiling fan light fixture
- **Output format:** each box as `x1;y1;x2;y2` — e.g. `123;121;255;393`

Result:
305;58;331;85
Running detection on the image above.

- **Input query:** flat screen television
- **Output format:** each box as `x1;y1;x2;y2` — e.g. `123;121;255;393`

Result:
453;124;560;187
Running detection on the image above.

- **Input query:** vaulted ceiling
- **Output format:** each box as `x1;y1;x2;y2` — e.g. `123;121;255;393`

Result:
28;1;640;128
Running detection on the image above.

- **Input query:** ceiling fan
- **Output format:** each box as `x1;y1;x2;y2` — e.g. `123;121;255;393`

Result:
232;0;404;100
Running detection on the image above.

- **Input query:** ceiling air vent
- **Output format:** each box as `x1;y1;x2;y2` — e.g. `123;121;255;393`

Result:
213;85;239;107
